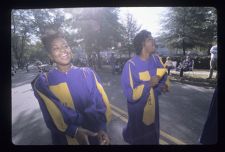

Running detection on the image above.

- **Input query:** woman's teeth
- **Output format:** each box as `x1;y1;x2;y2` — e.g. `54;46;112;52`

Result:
62;54;67;57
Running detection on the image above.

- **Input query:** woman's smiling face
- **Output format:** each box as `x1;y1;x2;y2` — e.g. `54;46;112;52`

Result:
49;37;72;66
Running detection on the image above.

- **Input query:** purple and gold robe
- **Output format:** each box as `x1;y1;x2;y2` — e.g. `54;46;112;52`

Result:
31;66;111;145
121;54;170;144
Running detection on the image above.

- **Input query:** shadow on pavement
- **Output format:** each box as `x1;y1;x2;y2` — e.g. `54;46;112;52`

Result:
107;116;129;145
12;109;52;145
159;81;214;144
11;108;128;145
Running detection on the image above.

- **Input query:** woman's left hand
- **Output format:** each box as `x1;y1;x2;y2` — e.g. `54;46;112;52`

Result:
97;130;110;145
161;84;169;93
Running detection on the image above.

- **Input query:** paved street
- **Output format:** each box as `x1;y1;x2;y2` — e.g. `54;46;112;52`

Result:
11;66;215;145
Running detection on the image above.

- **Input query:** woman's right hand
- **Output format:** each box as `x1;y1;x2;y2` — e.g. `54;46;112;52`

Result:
75;127;98;145
150;76;160;87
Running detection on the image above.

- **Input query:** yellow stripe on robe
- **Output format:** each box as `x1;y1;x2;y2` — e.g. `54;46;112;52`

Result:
129;64;144;101
92;72;112;124
35;80;78;145
156;68;167;79
49;82;75;110
132;85;144;101
49;82;79;145
142;88;156;125
139;71;151;81
36;90;69;132
165;76;171;90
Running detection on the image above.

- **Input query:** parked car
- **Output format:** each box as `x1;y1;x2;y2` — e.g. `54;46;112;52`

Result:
38;64;52;72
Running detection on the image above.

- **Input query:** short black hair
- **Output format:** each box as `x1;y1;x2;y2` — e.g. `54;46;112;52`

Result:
133;30;152;55
41;31;65;52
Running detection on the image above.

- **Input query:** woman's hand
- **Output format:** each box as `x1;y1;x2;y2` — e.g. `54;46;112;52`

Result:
97;130;110;145
75;127;98;145
161;84;169;93
150;76;160;87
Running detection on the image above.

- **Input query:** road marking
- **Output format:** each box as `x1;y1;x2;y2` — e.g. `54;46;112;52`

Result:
160;130;186;145
111;110;128;123
111;104;128;118
110;104;186;145
160;139;169;145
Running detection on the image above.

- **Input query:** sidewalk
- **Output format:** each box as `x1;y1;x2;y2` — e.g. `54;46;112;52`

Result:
170;69;217;78
169;69;217;87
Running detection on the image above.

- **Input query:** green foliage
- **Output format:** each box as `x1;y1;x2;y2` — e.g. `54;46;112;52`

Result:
64;8;129;68
69;8;124;52
11;8;142;68
28;42;49;63
159;7;217;56
120;13;141;57
11;9;65;67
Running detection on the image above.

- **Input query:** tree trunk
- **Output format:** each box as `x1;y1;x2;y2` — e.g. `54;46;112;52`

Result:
97;51;102;69
17;59;22;69
182;39;186;56
128;49;131;58
207;44;212;55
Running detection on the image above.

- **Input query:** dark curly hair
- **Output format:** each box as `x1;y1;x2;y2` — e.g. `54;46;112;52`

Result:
41;31;65;52
133;30;153;55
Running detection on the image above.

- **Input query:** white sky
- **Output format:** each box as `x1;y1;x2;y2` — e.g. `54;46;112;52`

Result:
119;7;169;37
30;7;169;44
64;7;169;37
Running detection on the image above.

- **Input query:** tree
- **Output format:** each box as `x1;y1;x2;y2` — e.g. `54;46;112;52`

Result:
11;8;136;69
29;41;49;63
159;7;217;56
66;8;124;68
11;9;66;68
120;12;141;57
31;9;65;37
11;9;35;68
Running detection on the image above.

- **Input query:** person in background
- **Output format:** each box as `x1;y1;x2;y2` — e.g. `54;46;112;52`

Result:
164;57;174;75
176;56;193;77
36;60;43;72
121;30;170;145
207;41;217;79
110;53;116;74
25;61;29;72
31;31;111;145
12;65;17;73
